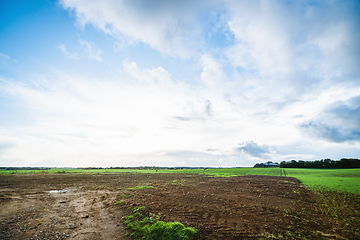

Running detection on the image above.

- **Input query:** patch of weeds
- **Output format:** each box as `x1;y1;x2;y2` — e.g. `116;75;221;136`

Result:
313;189;360;237
35;222;42;228
124;206;197;240
281;188;360;239
120;194;127;198
94;185;109;190
114;200;124;206
258;232;283;239
293;190;300;194
286;230;293;237
128;185;154;191
57;170;66;174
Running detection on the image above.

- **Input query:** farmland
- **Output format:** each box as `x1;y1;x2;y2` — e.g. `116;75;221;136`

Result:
2;167;359;194
0;168;359;239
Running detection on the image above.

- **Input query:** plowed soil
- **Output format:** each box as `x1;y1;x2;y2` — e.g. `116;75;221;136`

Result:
0;173;316;239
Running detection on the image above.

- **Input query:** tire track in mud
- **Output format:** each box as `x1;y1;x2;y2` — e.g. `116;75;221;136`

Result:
69;191;124;240
0;188;127;239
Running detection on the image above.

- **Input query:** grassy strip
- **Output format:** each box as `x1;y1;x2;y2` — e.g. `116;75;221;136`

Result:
124;206;197;240
114;200;124;205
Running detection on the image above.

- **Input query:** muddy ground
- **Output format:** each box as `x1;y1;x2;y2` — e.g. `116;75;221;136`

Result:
0;172;329;239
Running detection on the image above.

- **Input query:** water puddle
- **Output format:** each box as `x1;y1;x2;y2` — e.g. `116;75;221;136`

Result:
46;190;68;194
45;189;76;196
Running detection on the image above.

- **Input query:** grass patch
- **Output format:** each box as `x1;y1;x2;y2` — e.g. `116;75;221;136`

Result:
114;200;124;206
93;185;109;190
128;185;154;191
124;206;197;240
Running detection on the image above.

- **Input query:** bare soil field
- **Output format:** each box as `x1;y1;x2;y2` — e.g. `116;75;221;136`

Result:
0;173;355;239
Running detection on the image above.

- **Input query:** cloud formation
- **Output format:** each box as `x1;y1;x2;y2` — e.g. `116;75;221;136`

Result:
300;95;360;143
58;44;79;60
60;0;216;58
200;54;226;87
80;40;103;61
300;122;360;143
237;141;271;158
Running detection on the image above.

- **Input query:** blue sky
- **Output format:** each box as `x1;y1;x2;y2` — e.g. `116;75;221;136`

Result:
0;0;359;167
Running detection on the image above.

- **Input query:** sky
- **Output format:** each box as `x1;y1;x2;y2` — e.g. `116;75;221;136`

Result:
0;0;359;168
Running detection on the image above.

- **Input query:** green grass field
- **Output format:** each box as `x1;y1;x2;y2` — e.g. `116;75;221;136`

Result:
195;168;360;194
1;167;359;194
170;168;360;194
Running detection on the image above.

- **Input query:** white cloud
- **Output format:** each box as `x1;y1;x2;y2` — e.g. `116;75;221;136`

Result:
60;0;218;58
0;52;10;61
58;44;79;60
222;0;360;108
200;54;227;88
0;62;305;166
226;0;295;75
79;40;103;61
1;60;360;167
123;60;179;87
0;52;17;66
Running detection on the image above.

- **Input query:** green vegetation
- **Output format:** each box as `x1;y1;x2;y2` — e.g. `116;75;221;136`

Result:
124;206;197;240
181;168;360;194
278;189;360;239
114;200;124;206
128;185;154;191
35;222;42;228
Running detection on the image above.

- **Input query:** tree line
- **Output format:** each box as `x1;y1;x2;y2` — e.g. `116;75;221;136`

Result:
279;158;360;168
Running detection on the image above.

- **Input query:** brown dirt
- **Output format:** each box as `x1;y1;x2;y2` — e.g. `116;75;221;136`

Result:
0;173;317;239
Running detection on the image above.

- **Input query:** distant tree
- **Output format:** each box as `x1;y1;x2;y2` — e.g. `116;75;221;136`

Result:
279;158;360;168
279;161;287;168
